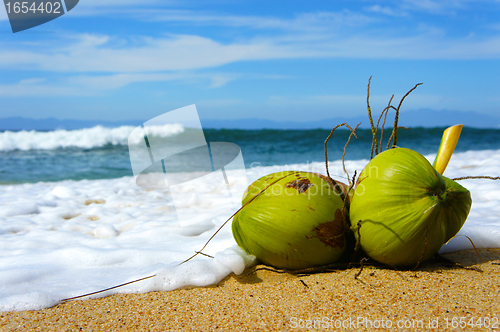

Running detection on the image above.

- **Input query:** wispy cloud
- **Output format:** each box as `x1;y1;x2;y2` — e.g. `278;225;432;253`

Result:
392;0;500;15
361;0;500;19
0;70;290;96
1;27;500;76
144;9;376;33
399;0;468;14
2;3;500;95
0;81;85;97
365;5;408;17
67;72;188;90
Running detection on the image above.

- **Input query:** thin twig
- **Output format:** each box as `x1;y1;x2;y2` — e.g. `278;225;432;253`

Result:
387;126;409;150
392;83;422;148
250;267;289;275
354;220;362;253
324;123;358;197
251;260;372;276
463;235;483;263
376;103;396;154
342;123;361;186
342;171;356;231
325;123;355;179
354;257;369;280
435;254;483;272
366;77;378;159
376;109;388;154
60;275;157;302
195;251;214;258
452;175;500;181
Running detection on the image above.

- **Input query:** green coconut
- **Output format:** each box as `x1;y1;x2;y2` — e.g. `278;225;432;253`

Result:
350;147;472;267
232;171;348;270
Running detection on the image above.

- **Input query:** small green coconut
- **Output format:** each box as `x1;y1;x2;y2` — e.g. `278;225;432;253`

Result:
232;171;348;270
350;147;472;267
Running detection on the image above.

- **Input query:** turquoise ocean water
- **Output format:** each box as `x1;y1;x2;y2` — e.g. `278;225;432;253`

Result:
1;126;500;184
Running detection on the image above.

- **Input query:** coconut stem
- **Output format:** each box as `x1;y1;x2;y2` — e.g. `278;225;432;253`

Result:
377;97;395;154
324;123;358;190
391;82;422;149
342;123;361;186
386;126;409;150
367;79;421;157
432;124;463;175
366;77;379;159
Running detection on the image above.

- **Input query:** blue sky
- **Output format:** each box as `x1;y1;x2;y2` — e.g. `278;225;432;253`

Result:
0;0;500;124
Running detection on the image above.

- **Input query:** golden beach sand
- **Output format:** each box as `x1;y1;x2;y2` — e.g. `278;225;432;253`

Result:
1;248;499;331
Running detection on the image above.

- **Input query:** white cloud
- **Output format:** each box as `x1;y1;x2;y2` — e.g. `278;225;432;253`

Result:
67;73;187;90
34;34;286;71
146;9;376;33
19;78;47;85
1;4;500;96
0;77;83;97
400;0;453;13
2;4;499;74
397;0;500;14
1;29;500;78
207;74;235;89
0;82;85;97
363;0;500;17
365;5;407;17
0;70;283;96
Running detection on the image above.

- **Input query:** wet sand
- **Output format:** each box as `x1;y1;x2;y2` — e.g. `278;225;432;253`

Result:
1;249;499;331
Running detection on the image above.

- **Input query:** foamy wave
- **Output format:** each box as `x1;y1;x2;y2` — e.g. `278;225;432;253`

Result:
0;124;184;151
1;151;500;311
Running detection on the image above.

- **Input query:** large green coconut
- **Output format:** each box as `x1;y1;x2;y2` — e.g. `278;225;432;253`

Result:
350;147;472;267
232;171;348;270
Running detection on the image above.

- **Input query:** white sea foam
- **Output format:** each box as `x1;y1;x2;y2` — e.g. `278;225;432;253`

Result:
0;150;500;311
0;124;184;151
